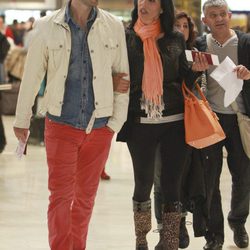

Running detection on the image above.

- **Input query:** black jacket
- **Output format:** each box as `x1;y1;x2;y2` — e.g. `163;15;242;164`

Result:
126;28;199;116
195;30;250;117
0;33;10;63
117;29;199;141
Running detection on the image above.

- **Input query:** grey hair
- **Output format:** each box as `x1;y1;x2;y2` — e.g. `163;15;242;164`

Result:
202;0;229;14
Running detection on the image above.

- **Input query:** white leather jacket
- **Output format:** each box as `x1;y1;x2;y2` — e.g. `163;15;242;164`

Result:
14;6;129;133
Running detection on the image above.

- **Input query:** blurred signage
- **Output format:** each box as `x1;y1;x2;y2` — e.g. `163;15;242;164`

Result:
8;0;44;2
0;0;56;9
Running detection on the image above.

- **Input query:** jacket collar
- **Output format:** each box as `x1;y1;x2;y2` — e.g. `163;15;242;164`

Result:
53;3;106;30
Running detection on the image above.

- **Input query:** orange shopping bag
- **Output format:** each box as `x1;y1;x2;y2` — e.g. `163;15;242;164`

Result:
182;81;225;149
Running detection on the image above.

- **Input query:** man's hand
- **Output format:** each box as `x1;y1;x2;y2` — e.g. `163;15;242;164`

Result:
13;127;29;143
112;73;130;93
234;65;250;80
191;53;210;72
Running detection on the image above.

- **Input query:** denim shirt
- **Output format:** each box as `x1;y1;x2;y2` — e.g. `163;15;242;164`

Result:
47;4;108;129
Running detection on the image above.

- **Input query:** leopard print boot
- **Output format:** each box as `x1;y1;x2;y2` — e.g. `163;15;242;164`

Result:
133;200;151;250
162;202;182;250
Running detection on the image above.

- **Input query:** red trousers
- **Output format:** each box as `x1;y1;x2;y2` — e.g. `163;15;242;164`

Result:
45;118;113;250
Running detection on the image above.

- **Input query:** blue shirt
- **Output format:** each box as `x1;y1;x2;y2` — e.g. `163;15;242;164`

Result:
47;3;108;130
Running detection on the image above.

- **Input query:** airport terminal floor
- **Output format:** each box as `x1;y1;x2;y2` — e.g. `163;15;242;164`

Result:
0;115;249;250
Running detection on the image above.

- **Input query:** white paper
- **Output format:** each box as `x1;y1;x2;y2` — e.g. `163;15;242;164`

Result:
185;50;193;61
15;131;30;159
210;56;243;107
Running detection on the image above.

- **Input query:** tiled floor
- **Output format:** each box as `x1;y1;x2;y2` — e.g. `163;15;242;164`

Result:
0;115;249;250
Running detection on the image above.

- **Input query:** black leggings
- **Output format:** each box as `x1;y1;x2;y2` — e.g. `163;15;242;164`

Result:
127;120;191;204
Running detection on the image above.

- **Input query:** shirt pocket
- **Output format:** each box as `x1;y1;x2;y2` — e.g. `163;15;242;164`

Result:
47;41;65;69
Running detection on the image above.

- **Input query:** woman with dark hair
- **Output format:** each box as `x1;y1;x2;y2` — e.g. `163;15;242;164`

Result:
153;10;198;250
117;0;208;249
175;11;197;50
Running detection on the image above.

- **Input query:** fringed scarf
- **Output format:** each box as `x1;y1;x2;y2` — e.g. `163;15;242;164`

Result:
134;18;164;119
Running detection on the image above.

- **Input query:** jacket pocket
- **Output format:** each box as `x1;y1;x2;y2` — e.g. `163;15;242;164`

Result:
47;41;64;69
101;37;119;69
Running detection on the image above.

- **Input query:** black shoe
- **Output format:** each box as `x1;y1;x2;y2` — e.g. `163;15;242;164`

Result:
0;139;6;153
155;230;163;250
179;217;190;248
136;245;148;250
229;223;249;248
203;239;223;250
155;240;163;250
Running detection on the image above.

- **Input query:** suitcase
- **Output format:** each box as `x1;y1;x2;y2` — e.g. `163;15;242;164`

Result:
0;82;20;115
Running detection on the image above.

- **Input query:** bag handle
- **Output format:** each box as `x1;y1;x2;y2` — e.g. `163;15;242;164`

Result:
231;101;239;113
182;81;215;115
182;81;206;103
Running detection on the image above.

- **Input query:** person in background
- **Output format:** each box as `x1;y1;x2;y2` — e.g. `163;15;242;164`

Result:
100;166;111;180
0;31;10;153
23;17;35;51
175;11;197;50
13;0;129;250
0;31;10;82
117;0;208;249
101;72;131;182
0;15;14;43
0;114;6;154
195;0;250;249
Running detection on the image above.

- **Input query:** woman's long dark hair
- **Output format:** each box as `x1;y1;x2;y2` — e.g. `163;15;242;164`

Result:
175;11;196;49
129;0;175;36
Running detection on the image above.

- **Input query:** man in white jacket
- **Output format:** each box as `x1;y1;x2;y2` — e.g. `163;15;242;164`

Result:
13;0;129;249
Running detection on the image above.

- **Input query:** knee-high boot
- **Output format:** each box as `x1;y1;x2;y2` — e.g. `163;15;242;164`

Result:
133;199;152;250
162;202;182;250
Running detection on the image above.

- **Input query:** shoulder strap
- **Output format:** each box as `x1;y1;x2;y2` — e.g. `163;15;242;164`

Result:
206;33;213;52
231;101;239;113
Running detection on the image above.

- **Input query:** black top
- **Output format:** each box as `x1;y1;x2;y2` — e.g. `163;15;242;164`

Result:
117;29;199;142
126;29;199;117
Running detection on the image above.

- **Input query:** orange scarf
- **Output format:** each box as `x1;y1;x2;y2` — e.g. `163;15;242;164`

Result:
134;18;164;118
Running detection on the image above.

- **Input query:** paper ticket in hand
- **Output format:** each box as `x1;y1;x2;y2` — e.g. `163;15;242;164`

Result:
210;56;243;107
15;131;30;159
185;50;219;66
